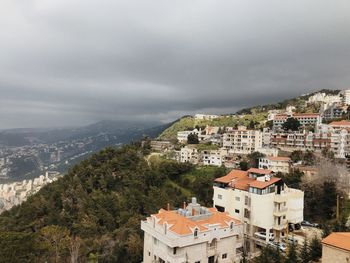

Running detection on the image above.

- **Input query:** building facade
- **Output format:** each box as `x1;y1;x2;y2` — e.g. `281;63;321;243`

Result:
222;126;263;155
141;198;244;263
258;156;291;174
213;169;304;249
322;232;350;263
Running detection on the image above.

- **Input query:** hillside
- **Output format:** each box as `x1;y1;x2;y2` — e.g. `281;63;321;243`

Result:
0;143;226;262
159;113;267;140
158;89;341;140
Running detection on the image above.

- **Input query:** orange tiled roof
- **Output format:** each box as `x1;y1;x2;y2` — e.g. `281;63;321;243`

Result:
322;232;350;251
248;177;281;189
214;169;248;183
329;120;350;127
247;168;273;175
154;208;240;236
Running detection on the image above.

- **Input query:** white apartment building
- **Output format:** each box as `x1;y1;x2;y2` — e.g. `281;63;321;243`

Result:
273;113;321;130
194;114;220;120
222;126;263;155
213;169;304;250
179;145;200;164
259;156;291;174
202;149;228;167
141;197;244;263
342;89;350;105
177;129;200;144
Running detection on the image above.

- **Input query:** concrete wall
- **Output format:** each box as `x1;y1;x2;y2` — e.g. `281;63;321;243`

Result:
322;244;350;263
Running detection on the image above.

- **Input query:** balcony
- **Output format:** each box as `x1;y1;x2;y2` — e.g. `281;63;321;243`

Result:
273;220;287;231
273;207;288;217
274;194;287;203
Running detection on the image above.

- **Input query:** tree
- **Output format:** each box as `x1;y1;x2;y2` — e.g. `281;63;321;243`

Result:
285;240;299;263
38;225;71;263
282;117;301;131
239;161;249;171
247;152;265;168
187;133;199;144
290;150;303;163
303;150;315;166
309;236;322;261
299;239;310;263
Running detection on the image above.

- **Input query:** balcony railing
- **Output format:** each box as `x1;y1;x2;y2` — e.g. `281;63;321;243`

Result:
273;207;288;217
274;194;287;203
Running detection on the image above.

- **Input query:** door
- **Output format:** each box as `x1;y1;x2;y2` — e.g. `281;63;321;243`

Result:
208;256;215;263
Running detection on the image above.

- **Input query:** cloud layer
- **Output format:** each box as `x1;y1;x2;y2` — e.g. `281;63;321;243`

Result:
1;0;350;128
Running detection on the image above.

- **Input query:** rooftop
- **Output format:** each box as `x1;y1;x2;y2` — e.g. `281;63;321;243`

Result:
215;169;281;190
322;232;350;251
151;197;240;235
329;120;350;127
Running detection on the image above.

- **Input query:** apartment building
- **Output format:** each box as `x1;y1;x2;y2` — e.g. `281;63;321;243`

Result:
259;156;291;173
213;169;304;248
141;197;244;263
222;126;263;155
202;149;227;167
273;113;321;130
343;89;350;105
179;145;200;164
150;140;174;152
177;129;200;144
322;232;350;263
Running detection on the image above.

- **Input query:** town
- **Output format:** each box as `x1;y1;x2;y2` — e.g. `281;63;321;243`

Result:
142;89;350;263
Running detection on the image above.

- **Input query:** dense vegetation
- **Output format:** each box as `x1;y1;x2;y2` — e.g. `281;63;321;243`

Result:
0;143;227;263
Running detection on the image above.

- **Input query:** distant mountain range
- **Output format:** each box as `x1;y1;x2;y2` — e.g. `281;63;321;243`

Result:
0;120;170;147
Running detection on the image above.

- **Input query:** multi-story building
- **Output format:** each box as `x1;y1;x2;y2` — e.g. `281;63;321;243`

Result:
322;104;345;120
273;113;321;130
150;141;174;152
322;232;350;263
258;156;291;173
222;126;263;155
179;145;200;164
213;169;304;248
177;129;200;144
343;89;350;105
202;149;227;167
141;197;244;263
194;114;220;120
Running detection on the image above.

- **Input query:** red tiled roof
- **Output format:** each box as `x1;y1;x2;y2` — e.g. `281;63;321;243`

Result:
329;120;350;127
248;177;281;189
322;232;350;251
214;169;248;183
153;208;240;236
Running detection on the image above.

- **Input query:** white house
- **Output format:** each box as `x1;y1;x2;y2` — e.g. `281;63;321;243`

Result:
213;169;304;251
141;197;244;263
179;145;200;164
259;156;291;173
222;126;263;155
177;129;200;144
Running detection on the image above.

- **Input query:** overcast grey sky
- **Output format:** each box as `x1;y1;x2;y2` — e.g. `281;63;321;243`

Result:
1;0;350;128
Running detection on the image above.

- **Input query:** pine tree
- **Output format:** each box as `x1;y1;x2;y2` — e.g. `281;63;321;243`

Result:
299;239;310;263
309;236;322;261
285;240;299;263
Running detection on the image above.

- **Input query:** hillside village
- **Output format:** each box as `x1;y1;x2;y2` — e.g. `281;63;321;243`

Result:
143;89;350;263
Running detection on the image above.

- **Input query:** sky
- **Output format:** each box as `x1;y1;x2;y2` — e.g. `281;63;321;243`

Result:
1;0;350;128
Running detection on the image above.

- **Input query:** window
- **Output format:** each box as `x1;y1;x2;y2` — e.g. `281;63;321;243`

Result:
235;196;240;201
218;194;222;199
230;222;234;230
235;209;240;214
222;253;227;259
195;261;201;263
148;251;151;256
194;228;198;238
173;247;177;255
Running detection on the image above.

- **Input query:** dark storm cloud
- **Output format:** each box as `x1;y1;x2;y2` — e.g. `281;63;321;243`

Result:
1;0;350;128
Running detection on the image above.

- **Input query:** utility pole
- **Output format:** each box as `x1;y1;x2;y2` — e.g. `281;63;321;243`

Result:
336;195;340;221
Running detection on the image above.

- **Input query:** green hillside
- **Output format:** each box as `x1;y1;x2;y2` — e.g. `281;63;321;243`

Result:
158;113;267;140
0;143;226;263
159;89;340;140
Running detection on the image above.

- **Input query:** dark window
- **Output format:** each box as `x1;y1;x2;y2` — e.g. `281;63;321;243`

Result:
235;209;240;214
173;247;177;255
222;253;227;259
